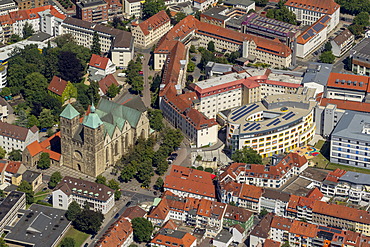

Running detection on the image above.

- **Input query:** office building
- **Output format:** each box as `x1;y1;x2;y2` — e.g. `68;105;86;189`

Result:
0;191;25;235
76;0;108;23
350;38;370;75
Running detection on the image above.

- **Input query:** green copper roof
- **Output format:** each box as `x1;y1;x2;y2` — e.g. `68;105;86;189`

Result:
60;104;80;120
83;105;103;129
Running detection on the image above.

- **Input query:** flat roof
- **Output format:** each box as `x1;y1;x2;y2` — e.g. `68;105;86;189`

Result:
4;204;71;247
0;40;49;62
351;38;370;58
196;72;249;90
332;110;370;143
0;191;24;227
302;62;333;85
227;93;316;137
339;171;370;186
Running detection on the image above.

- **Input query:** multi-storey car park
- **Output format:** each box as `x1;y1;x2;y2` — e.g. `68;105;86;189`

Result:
226;91;316;157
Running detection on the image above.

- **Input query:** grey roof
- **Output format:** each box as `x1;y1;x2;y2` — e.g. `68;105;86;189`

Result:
351;38;370;59
202;6;229;21
262;189;290;202
158;228;187;239
28;32;52;42
0;191;25;230
332;110;370;143
22;170;41;184
250;213;273;238
77;0;106;8
223;0;254;7
339;171;370;186
4;204;71;247
214;229;232;243
302;62;333;85
0;0;16;6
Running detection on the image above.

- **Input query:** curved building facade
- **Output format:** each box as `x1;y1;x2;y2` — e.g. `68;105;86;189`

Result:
226;93;316;157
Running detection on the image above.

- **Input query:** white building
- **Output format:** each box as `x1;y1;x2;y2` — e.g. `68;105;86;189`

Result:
0;0;18;16
0;66;6;90
193;0;217;11
226;92;316;157
123;0;142;18
331;28;354;57
88;54;116;77
62;17;134;68
284;0;340;33
296;15;330;58
0;122;38;152
52;176;115;214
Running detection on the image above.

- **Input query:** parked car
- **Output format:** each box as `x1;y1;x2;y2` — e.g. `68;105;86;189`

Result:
114;213;120;218
40;128;48;132
125;201;133;207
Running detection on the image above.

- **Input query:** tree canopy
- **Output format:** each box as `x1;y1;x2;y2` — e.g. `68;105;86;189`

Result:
207;41;215;52
231;147;263;164
74;207;104;234
95;175;107;185
320;51;335;64
91;32;101;55
148;109;164;132
266;1;297;25
60;237;75;247
22;22;34;39
142;0;165;20
132;217;154;242
48;171;62;189
0;146;6;159
65;201;81;221
17;180;34;204
58;51;85;83
37;152;51;170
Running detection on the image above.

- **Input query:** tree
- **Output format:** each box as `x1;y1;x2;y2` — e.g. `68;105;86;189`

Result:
320;51;335;64
74;208;104;234
0;146;6;159
54;34;75;48
207;41;215;52
187;61;195;72
0;88;11;97
196;166;204;171
95;175;107;185
227;51;241;64
66;201;81;221
0;238;8;247
0;190;4;198
348;24;364;36
174;12;187;24
27;115;39;128
9;34;21;43
107;179;120;190
232;146;263;164
106;83;120;98
148;109;164;132
60;237;75;247
142;0;165;20
22;22;34;39
114;190;121;200
58;51;84;83
91;31;101;55
61;82;78;103
281;241;290;247
189;45;196;53
254;0;268;6
131;76;144;94
259;208;268;218
354;12;370;27
37;152;51;170
8;149;22;161
154;177;163;190
24;72;48;106
194;10;201;20
324;42;332;52
119;163;136;182
38;109;55;129
205;168;213;173
18;180;34;204
48;171;62;188
131;217;154;242
266;4;297;25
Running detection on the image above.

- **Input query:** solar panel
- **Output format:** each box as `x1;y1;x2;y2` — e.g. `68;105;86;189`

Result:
282;112;294;120
256;127;261;130
231;104;257;120
273;119;281;126
302;33;310;40
307;29;314;36
233;105;259;121
244;123;250;127
284;113;295;120
244;122;257;131
249;124;260;131
232;105;247;116
321;15;330;23
313;23;324;32
267;118;279;126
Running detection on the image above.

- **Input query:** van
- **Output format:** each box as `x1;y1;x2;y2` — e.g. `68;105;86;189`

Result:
118;73;126;77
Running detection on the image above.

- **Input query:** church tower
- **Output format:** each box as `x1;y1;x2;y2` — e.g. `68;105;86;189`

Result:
60;104;80;170
81;103;105;176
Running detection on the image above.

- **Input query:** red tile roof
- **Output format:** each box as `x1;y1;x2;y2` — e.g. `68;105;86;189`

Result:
136;10;170;36
284;0;340;15
290;221;318;238
313;201;370;224
8;5;65;23
99;74;119;94
151;229;196;247
95;217;133;247
327;73;370;93
4;161;22;174
162;219;177;230
26;141;43;157
164;165;216;199
48;76;68;96
239;183;263;201
121;205;146;220
26;132;61;161
324;168;346;183
89;54;110;70
319;97;370;113
264;239;281;247
224;205;253;223
306;187;323;200
271;215;293;231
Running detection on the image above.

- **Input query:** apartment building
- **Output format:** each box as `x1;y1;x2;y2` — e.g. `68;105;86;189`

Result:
220;153;308;188
0;121;39;152
320;169;370;205
284;0;340;33
0;160;26;186
0;0;18;15
147;191;254;238
61;17;134;68
0;191;26;235
106;0;122;21
226;93;316;157
123;0;142;18
163;165;216;201
331;28;354;57
314;101;345;137
193;0;217;11
76;0;108;23
351;38;370;75
324;73;370;103
96;217;133;247
132;10;171;47
296;15;330;58
330;111;370;169
151;227;197;247
52;176;115;214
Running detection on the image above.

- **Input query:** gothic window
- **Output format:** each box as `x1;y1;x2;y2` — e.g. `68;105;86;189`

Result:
106;148;109;164
114;141;118;155
73;150;83;160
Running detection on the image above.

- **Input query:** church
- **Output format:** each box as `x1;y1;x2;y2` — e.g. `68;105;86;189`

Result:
59;98;150;177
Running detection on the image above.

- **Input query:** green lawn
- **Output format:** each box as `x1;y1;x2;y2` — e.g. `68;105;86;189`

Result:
314;140;325;150
59;227;89;247
34;194;48;202
327;163;370;175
